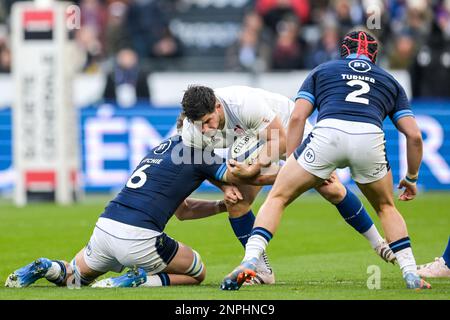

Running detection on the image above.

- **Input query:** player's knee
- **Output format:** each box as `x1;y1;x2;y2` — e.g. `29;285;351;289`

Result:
227;201;252;218
268;191;290;208
186;250;206;284
67;257;97;287
317;181;346;205
195;265;206;284
377;202;397;217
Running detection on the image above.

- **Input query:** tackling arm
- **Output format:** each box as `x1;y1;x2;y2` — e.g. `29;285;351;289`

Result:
174;198;227;221
257;116;287;167
222;162;280;186
287;99;314;157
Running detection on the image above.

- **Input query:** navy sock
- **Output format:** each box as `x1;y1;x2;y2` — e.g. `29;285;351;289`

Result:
336;187;374;234
443;236;450;267
229;210;255;247
157;273;171;286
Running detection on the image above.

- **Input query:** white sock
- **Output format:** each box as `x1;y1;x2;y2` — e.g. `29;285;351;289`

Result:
362;225;384;248
45;262;62;281
141;275;163;287
394;247;417;276
243;235;268;262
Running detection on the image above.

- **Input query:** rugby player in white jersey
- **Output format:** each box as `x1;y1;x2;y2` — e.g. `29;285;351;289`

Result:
181;84;396;286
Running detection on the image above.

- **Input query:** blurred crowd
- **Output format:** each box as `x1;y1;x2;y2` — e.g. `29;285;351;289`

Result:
0;0;449;98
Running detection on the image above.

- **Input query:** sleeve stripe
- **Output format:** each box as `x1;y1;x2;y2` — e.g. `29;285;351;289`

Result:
295;91;315;105
392;110;414;123
215;163;227;181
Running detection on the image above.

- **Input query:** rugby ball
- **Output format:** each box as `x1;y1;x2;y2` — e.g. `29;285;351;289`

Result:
229;134;265;164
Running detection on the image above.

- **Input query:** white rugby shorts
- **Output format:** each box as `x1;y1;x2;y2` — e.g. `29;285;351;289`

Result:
294;119;389;184
83;218;179;274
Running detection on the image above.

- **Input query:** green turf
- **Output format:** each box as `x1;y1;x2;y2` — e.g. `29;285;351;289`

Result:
0;193;449;299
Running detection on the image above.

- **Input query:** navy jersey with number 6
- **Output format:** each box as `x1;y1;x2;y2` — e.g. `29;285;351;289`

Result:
101;135;227;232
295;54;414;128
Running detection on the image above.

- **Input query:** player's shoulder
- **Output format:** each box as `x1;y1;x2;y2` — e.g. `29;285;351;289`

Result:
215;85;251;97
150;135;181;157
371;63;404;91
308;59;343;77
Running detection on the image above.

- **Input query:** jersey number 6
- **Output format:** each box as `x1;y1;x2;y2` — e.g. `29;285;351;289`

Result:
126;164;151;189
345;79;370;105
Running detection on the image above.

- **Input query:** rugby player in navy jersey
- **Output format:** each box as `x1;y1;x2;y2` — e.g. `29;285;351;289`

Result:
5;133;276;289
221;30;432;290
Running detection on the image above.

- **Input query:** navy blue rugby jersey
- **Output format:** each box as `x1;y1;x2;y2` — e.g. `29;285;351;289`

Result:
101;135;227;232
295;54;414;129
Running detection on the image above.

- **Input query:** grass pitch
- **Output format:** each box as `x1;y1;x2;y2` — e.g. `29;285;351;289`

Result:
0;192;449;300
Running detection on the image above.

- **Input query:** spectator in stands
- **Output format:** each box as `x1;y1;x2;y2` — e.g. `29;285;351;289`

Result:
256;0;310;33
152;27;181;59
360;0;391;45
436;0;450;40
76;25;103;73
271;18;306;69
0;42;11;73
388;32;416;69
126;0;180;59
328;0;363;34
225;11;271;71
103;48;151;107
104;1;130;57
404;0;433;45
80;0;107;48
307;0;330;24
410;21;450;97
306;25;339;68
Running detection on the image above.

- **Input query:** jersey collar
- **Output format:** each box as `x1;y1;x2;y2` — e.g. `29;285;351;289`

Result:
345;53;371;61
216;94;230;131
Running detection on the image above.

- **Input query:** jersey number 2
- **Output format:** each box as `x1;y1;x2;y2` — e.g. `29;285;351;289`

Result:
126;164;150;189
345;80;370;105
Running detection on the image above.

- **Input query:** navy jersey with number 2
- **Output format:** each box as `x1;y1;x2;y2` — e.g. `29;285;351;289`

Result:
101;135;227;232
295;54;414;128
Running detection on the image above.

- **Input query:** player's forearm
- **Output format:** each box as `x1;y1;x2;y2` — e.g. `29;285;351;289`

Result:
257;136;286;168
224;170;277;186
175;198;226;221
405;133;423;178
395;117;423;178
286;116;306;157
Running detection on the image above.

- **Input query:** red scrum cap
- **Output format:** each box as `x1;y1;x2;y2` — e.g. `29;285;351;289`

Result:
340;30;378;63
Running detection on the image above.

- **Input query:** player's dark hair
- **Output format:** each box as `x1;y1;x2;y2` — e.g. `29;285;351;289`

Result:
181;85;216;121
176;112;185;132
340;30;378;63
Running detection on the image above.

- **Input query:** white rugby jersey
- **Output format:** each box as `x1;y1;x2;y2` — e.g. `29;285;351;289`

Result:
182;86;313;149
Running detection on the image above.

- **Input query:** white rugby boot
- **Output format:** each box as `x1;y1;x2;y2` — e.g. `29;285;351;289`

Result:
374;239;397;264
417;257;450;278
243;251;275;285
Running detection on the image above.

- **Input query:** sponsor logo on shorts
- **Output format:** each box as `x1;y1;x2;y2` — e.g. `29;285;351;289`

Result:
86;241;92;256
304;148;315;163
372;164;386;176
